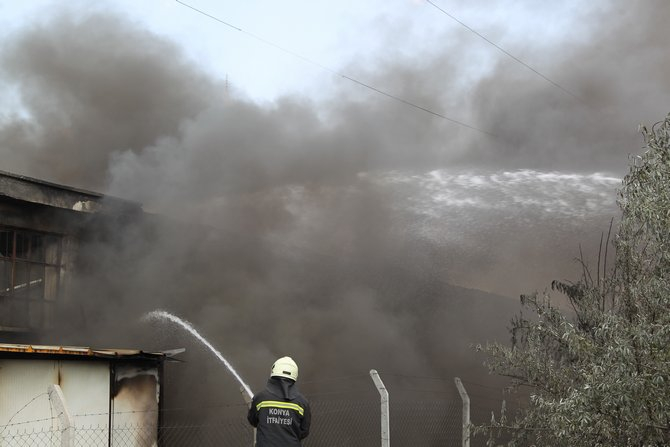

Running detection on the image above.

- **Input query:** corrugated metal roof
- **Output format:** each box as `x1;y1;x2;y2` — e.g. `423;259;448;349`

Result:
0;343;182;359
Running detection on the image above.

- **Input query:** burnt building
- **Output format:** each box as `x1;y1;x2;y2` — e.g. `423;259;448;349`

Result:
0;172;190;446
0;169;142;340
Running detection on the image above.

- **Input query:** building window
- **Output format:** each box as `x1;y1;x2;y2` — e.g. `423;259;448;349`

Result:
0;227;62;330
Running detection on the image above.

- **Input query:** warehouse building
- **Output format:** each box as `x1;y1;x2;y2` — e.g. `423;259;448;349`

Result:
0;169;142;338
0;171;182;446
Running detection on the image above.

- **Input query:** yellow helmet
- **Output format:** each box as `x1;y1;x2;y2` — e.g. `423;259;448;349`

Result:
271;356;299;381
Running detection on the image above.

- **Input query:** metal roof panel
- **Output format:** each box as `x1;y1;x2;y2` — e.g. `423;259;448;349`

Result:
0;343;179;359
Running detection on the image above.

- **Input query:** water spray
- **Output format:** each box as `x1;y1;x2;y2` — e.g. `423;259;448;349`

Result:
143;310;253;398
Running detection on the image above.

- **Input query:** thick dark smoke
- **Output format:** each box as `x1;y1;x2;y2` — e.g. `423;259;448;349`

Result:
0;12;215;188
0;0;667;410
467;1;670;173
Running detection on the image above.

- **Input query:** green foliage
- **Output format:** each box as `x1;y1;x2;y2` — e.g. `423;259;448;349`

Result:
476;114;670;446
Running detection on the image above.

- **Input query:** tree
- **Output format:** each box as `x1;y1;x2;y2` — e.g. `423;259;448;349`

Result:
477;114;670;446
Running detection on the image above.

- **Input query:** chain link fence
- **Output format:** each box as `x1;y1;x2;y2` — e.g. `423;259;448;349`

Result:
0;425;62;446
0;374;471;446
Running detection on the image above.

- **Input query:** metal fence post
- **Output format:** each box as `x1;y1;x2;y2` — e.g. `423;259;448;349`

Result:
48;384;74;447
369;369;390;447
454;378;470;447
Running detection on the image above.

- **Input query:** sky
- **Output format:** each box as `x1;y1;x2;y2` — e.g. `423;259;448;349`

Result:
1;1;592;105
0;0;669;401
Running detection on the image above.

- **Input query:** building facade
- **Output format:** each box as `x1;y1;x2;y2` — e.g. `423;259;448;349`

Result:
0;170;142;339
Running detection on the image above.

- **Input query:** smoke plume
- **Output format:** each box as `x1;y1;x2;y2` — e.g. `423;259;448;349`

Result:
0;0;667;404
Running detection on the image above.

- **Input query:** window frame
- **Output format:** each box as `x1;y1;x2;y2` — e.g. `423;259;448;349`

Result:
0;226;63;329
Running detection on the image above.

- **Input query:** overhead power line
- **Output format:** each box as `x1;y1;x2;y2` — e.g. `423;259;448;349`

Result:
175;0;493;137
425;0;580;101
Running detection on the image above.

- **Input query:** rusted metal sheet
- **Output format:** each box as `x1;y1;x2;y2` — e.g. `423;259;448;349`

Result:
0;343;166;359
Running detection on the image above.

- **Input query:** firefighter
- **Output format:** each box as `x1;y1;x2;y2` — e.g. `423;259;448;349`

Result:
247;356;311;446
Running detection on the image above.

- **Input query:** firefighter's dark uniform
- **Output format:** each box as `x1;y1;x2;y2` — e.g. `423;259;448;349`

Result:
247;376;311;446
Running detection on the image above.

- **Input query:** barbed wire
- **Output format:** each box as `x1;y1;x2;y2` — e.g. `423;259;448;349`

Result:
0;392;50;434
0;376;507;445
0;413;62;429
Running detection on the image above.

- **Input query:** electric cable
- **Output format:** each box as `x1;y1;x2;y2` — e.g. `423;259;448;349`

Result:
425;0;580;101
175;0;493;137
